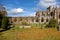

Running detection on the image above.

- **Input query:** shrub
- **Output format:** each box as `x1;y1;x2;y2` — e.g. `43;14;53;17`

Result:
0;20;1;28
45;18;58;28
0;14;3;27
21;20;29;26
1;17;9;29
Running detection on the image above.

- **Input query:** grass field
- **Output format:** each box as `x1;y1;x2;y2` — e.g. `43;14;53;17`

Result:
0;27;60;40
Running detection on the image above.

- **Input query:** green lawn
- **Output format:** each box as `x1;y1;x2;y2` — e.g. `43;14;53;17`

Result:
0;26;60;40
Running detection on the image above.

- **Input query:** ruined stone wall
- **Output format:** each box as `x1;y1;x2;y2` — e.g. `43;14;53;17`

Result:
8;6;60;25
8;17;36;24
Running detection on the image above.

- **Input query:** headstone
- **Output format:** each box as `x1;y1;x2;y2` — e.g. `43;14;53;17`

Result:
59;26;60;31
24;26;31;28
20;26;23;28
20;26;31;28
57;26;59;31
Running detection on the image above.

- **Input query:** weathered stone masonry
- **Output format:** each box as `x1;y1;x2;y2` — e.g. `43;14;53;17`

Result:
8;6;60;25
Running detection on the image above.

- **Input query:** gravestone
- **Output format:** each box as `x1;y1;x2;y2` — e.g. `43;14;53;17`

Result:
57;26;60;31
20;26;31;28
59;26;60;31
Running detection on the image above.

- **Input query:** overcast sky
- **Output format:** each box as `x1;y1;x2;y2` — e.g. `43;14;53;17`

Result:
0;0;60;17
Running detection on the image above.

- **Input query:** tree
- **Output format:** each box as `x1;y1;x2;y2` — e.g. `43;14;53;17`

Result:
0;4;7;29
46;18;58;28
1;17;9;29
0;20;1;28
0;14;2;27
21;21;29;26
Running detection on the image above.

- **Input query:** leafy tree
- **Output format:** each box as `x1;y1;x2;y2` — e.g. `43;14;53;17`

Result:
21;21;28;26
46;18;58;28
0;14;2;28
0;4;7;29
21;20;29;26
0;20;1;28
1;17;9;29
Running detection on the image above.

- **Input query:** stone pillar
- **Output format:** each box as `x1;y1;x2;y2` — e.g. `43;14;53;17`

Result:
34;19;36;23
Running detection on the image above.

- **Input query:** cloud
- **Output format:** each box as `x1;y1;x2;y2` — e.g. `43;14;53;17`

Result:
43;0;56;2
8;8;24;13
37;0;59;7
29;12;36;16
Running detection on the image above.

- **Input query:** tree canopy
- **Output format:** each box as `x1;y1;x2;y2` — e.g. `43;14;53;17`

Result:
46;18;58;28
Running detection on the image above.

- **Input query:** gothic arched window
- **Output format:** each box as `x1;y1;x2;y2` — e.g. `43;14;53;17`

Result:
46;18;48;22
36;18;39;22
51;12;53;16
41;18;44;22
59;14;60;19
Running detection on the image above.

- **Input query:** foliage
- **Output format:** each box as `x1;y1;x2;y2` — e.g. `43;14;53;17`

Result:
21;20;29;26
0;14;3;19
0;20;1;28
46;18;58;28
0;14;2;28
0;6;7;28
30;23;40;28
1;17;9;29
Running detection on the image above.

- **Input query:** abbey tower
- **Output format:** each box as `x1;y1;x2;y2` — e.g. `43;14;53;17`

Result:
36;6;60;25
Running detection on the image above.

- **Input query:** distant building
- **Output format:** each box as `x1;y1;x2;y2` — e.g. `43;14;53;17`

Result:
0;6;60;25
36;6;60;24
